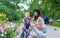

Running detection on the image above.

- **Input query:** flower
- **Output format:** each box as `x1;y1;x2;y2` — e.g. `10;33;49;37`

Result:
16;31;19;35
10;23;15;28
0;27;4;33
5;32;7;34
0;22;16;38
0;13;6;16
6;18;9;20
1;34;4;37
0;23;2;27
7;25;11;28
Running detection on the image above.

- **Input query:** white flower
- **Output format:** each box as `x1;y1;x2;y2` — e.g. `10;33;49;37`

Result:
11;25;15;28
4;35;6;37
7;25;11;28
5;32;7;34
1;34;4;37
10;23;15;28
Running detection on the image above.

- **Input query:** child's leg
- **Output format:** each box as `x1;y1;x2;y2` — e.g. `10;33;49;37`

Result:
22;26;25;31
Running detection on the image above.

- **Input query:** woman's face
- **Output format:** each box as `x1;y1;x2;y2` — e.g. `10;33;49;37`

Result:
34;12;38;16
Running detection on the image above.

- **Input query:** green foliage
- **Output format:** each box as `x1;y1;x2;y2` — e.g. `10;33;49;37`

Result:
5;28;15;38
0;0;24;21
0;0;60;21
0;4;23;21
28;0;60;19
52;21;60;27
0;12;6;23
28;0;40;16
13;19;22;26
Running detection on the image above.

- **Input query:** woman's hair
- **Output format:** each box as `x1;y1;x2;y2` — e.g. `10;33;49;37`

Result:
34;8;41;20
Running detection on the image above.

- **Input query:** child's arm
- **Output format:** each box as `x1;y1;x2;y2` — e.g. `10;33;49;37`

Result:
30;17;33;22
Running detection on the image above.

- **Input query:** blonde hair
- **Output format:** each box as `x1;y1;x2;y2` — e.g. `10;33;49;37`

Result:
25;12;30;17
25;12;30;15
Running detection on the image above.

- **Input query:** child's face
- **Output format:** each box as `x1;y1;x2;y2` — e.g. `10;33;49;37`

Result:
25;13;30;17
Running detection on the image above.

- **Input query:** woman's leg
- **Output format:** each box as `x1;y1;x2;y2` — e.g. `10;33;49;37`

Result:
30;28;38;38
32;36;37;38
33;27;47;38
28;27;32;32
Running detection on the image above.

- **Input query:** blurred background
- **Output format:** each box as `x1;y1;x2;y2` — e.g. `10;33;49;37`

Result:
0;0;60;38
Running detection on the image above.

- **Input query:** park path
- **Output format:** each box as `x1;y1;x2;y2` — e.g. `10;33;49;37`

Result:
46;25;60;38
15;23;60;38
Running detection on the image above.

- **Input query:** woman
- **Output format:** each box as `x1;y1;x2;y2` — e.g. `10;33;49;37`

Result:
30;8;47;38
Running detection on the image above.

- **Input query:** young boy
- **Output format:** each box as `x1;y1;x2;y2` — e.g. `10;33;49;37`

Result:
22;12;32;32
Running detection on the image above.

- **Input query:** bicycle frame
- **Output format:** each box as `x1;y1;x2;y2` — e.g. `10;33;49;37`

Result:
20;28;30;38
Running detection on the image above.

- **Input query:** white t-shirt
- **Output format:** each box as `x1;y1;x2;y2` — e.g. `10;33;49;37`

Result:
36;17;46;28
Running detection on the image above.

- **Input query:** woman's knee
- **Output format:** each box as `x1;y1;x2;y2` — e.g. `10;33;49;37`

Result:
29;27;32;31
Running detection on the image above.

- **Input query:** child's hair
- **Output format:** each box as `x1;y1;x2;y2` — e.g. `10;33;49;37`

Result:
25;12;30;15
25;12;30;17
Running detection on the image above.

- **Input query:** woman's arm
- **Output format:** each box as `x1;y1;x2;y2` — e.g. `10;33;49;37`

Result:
36;17;42;28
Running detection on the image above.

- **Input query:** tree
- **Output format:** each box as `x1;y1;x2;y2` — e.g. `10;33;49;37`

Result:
0;0;24;21
28;0;60;19
28;0;40;16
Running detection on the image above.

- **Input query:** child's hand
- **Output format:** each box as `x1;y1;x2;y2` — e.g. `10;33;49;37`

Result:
31;25;36;27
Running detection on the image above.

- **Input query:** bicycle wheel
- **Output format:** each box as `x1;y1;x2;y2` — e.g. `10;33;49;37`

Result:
24;32;28;38
20;32;28;38
20;33;24;38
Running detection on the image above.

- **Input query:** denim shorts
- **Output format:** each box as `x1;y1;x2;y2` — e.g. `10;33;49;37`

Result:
30;27;47;38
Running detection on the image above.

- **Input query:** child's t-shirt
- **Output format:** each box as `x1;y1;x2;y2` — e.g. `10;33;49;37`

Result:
24;17;32;29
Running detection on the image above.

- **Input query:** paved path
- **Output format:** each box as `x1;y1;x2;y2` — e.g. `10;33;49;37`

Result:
46;25;60;38
15;24;60;38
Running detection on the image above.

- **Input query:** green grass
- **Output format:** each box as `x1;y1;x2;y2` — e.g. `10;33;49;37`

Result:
52;21;60;27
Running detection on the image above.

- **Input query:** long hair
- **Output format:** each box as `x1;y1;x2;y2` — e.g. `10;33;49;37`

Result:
34;8;41;20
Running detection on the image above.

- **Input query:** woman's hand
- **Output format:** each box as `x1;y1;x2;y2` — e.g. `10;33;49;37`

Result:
31;22;36;27
31;25;36;27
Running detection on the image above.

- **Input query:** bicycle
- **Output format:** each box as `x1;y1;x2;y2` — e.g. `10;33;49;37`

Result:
20;28;30;38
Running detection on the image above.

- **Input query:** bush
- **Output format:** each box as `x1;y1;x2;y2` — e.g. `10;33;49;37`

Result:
0;5;24;21
0;12;6;23
5;29;15;38
52;21;60;27
0;22;16;38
